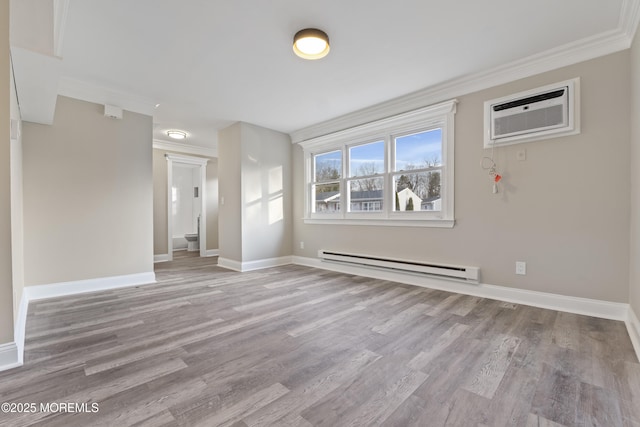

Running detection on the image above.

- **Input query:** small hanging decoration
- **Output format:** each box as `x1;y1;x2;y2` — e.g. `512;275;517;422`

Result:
481;141;502;194
489;165;502;194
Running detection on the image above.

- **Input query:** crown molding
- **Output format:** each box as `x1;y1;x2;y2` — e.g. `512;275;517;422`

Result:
153;139;217;158
290;0;640;144
621;0;640;40
58;77;157;117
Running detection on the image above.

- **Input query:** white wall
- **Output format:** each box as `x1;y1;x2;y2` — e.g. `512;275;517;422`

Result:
630;30;640;317
10;55;23;323
240;122;292;262
294;51;631;303
22;96;154;286
218;122;292;265
0;0;13;344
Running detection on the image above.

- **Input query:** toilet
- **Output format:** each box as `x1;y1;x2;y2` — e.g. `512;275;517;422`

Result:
185;233;199;251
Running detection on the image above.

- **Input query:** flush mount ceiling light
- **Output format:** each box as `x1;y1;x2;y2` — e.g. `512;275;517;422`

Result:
293;28;330;60
167;130;187;140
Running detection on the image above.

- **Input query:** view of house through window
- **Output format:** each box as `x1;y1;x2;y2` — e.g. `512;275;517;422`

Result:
349;141;384;212
393;129;442;212
304;99;456;226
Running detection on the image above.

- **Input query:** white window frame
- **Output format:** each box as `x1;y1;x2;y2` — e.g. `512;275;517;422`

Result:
301;99;457;228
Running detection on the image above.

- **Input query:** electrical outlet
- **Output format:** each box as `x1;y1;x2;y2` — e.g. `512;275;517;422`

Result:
517;149;527;161
516;261;527;275
300;241;304;249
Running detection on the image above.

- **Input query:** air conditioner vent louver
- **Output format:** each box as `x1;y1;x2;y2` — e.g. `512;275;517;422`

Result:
484;78;579;148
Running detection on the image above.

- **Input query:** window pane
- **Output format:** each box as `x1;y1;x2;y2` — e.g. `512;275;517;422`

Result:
313;183;340;213
395;129;442;171
349;177;383;212
314;151;342;182
349;141;384;177
393;171;441;211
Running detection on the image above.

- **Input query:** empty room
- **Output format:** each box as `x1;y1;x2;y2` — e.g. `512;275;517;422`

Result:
1;0;640;426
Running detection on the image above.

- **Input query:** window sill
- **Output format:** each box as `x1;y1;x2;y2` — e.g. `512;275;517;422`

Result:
303;218;455;228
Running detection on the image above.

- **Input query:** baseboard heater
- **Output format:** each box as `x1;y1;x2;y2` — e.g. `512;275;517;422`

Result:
318;250;480;283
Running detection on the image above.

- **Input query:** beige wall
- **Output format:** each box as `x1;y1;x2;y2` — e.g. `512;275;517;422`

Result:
218;123;243;261
0;0;13;343
240;122;292;262
22;96;154;286
152;150;168;255
152;148;218;256
206;160;219;251
218;122;292;263
630;32;640;316
294;51;631;303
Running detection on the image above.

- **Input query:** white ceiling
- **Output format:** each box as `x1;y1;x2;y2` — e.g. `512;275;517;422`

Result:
10;0;638;151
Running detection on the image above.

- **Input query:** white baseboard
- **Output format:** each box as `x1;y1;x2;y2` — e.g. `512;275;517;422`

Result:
217;257;242;272
154;254;170;263
156;250;218;262
14;292;28;364
0;342;20;372
24;272;156;301
627;306;640;362
218;256;293;272
291;256;629;321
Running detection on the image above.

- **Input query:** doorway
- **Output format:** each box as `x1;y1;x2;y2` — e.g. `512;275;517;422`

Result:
165;153;209;261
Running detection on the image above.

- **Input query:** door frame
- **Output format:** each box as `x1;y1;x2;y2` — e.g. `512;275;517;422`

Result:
165;153;209;261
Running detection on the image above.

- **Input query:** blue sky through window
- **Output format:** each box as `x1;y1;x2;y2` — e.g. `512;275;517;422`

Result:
314;150;342;181
395;128;442;171
350;141;384;176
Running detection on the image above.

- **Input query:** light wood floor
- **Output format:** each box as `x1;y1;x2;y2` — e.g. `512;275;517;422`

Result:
1;252;639;426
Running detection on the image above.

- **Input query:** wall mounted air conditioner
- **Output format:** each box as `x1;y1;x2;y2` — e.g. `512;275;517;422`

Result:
484;78;580;148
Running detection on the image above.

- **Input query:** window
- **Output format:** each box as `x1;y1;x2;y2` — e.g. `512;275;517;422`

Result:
312;150;341;214
348;141;384;213
302;100;456;227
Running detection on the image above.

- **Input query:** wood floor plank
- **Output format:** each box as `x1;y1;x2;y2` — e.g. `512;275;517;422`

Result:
371;303;428;335
286;305;365;337
301;359;428;427
83;319;225;375
407;322;469;371
188;382;289;427
525;413;568;427
576;381;623;427
340;368;428;426
530;363;581;427
232;290;307;312
242;349;382;427
462;334;521;399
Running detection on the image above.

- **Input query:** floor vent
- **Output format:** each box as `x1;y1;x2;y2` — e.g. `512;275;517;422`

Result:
318;250;479;283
